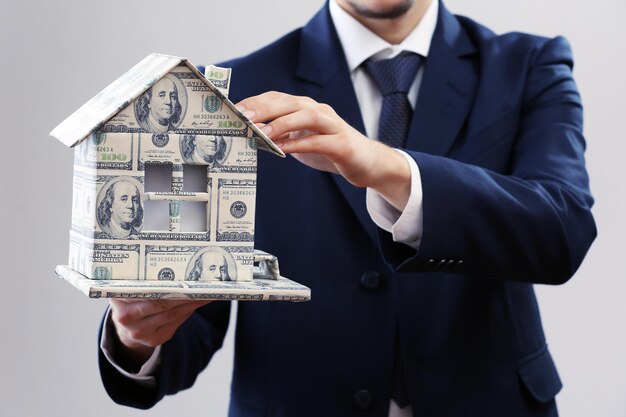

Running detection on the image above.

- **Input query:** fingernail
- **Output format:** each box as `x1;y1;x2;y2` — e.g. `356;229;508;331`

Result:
260;124;272;135
235;105;246;112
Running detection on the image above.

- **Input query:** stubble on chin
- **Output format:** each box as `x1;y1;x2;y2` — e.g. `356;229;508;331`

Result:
346;0;414;19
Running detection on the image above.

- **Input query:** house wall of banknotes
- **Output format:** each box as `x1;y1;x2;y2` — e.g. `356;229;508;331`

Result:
62;59;264;282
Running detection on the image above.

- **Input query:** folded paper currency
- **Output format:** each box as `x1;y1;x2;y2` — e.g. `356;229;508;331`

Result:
50;53;309;301
55;264;311;301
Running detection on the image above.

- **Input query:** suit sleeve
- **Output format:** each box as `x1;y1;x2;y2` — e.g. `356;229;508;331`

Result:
378;36;596;285
99;301;231;409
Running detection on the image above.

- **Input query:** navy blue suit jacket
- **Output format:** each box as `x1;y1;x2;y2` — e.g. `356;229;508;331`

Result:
100;3;596;416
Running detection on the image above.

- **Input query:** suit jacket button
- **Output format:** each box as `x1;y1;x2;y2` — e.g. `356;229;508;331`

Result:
353;389;372;410
422;258;436;267
361;271;381;290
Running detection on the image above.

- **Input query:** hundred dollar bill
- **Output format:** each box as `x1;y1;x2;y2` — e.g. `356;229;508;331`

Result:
51;54;187;147
70;232;141;280
55;264;311;301
50;54;284;157
216;178;257;242
138;132;185;167
138;133;257;173
71;172;84;232
89;173;145;240
204;65;232;98
70;169;98;237
91;243;141;280
68;233;82;273
74;132;134;170
99;65;249;137
145;244;253;281
87;171;212;241
144;245;195;281
178;134;257;174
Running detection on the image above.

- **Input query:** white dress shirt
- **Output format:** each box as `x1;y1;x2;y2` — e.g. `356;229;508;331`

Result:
329;0;438;250
100;308;160;387
330;2;438;415
101;1;439;416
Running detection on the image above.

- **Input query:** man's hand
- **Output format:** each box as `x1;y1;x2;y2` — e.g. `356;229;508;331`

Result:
236;92;411;211
109;299;210;367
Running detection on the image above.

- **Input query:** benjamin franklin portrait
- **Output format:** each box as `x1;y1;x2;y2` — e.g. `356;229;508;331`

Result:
185;247;237;281
180;134;229;167
96;177;143;239
135;74;187;133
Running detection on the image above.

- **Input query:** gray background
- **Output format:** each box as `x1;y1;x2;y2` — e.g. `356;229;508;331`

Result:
1;0;624;416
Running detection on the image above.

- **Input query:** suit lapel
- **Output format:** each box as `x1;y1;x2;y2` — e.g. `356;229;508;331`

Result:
294;2;478;244
296;6;377;244
317;75;378;244
407;2;477;156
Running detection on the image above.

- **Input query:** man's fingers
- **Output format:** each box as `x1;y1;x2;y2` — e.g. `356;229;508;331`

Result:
256;122;290;141
145;301;209;327
275;134;340;158
114;301;209;347
129;299;207;316
151;310;197;345
290;153;340;174
111;299;209;326
262;107;337;139
123;309;197;347
236;92;316;123
136;300;209;320
236;92;347;149
134;314;194;348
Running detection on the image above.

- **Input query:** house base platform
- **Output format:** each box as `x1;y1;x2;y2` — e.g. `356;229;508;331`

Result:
54;265;311;301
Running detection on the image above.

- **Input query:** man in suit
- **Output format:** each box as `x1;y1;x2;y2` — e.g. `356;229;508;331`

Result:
99;0;596;416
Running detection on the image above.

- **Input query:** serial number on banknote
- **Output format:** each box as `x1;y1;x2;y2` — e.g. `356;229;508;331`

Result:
224;190;255;196
150;256;187;264
193;114;229;120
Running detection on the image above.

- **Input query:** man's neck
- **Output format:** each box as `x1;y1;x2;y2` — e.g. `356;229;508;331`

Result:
335;0;433;44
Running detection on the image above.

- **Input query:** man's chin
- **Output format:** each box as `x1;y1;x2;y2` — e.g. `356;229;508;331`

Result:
348;0;414;19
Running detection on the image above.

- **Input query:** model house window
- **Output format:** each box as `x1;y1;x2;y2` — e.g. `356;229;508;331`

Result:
143;162;209;233
183;165;208;192
144;163;172;192
144;200;170;231
181;202;208;232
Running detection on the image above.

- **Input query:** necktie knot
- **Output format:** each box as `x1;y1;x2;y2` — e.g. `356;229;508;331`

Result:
362;53;424;148
363;53;423;96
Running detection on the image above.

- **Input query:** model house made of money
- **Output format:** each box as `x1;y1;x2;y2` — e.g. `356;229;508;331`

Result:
50;53;304;298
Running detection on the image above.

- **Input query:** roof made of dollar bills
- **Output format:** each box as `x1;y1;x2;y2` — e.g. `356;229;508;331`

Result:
50;53;284;157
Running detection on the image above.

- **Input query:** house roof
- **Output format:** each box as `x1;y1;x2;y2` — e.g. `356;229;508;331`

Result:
50;53;284;157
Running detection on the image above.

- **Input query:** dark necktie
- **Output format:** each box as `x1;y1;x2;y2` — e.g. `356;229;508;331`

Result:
364;53;423;409
391;329;410;408
363;53;423;148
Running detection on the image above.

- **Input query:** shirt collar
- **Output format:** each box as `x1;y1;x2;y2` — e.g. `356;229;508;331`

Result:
329;0;438;70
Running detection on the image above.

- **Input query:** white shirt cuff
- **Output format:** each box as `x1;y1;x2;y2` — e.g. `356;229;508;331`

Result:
100;308;161;387
366;150;423;249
